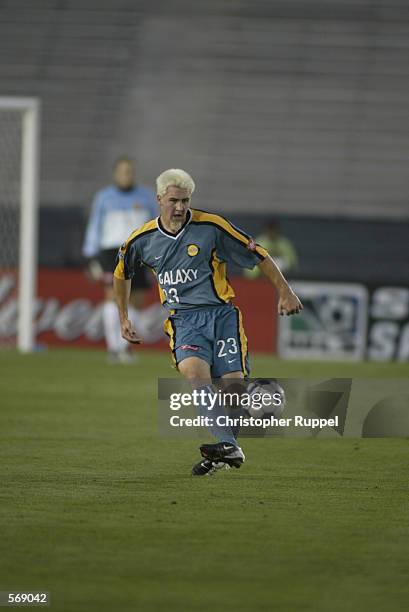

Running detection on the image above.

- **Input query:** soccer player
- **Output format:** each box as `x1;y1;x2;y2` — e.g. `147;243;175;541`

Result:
83;157;158;362
113;169;302;474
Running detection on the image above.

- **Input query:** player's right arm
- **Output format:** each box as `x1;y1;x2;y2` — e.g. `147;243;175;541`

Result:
113;240;143;344
113;276;142;344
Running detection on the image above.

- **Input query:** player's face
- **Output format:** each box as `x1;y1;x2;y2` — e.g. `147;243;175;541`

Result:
113;161;135;190
158;186;191;232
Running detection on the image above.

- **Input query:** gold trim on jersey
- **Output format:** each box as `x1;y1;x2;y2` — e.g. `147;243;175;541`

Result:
163;317;178;368
209;250;235;303
114;258;125;279
191;209;268;260
157;283;166;304
235;306;249;376
113;219;157;280
123;218;157;248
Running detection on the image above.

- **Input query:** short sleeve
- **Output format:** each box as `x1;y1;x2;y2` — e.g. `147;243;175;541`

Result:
113;238;142;280
215;220;268;270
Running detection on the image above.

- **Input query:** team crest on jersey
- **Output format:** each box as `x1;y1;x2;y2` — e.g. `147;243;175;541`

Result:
187;244;200;257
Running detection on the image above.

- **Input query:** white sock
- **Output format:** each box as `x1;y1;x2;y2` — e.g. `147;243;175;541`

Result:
103;301;128;353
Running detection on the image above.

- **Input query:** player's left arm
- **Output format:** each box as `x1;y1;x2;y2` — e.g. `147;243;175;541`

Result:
258;255;303;316
212;216;302;316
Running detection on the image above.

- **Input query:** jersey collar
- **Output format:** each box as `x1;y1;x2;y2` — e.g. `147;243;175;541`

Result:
156;209;192;240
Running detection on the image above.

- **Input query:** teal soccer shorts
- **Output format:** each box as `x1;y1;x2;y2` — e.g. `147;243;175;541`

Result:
164;303;250;377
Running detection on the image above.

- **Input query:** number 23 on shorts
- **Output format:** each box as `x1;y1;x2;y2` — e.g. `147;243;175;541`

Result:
216;337;238;357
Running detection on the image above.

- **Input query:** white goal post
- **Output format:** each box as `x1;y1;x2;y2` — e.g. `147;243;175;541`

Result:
0;97;41;352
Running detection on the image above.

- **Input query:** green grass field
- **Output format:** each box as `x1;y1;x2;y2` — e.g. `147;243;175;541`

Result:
1;349;408;612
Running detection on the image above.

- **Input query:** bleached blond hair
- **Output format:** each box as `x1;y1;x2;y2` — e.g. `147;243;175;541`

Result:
156;168;195;198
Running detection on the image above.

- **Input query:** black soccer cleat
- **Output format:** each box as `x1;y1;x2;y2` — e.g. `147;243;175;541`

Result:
199;442;245;469
192;458;214;476
191;458;230;477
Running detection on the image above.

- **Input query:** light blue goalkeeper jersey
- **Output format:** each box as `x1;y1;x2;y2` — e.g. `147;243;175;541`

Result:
82;184;158;258
114;208;268;311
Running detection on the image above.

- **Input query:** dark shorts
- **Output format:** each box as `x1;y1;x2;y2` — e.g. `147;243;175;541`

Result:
164;303;250;377
98;248;151;290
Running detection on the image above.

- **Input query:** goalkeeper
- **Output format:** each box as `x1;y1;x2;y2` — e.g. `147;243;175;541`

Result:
82;157;158;362
113;169;302;474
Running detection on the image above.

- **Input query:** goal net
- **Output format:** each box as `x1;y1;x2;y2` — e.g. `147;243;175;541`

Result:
0;98;40;352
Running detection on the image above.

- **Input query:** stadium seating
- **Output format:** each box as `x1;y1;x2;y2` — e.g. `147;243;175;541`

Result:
1;0;408;286
0;0;408;220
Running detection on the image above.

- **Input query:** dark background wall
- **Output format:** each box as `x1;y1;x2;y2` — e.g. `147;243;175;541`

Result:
39;206;409;285
1;0;408;283
1;0;409;217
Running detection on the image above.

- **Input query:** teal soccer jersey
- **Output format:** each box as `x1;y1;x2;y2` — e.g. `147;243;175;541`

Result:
114;208;268;375
113;208;268;310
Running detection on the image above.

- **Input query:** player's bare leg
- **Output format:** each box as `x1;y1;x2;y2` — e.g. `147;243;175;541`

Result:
177;356;212;386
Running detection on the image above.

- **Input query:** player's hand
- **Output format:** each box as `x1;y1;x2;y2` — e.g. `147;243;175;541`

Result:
120;318;142;344
278;287;303;316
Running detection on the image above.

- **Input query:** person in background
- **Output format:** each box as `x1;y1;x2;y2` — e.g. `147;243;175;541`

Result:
82;156;158;362
244;219;298;279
